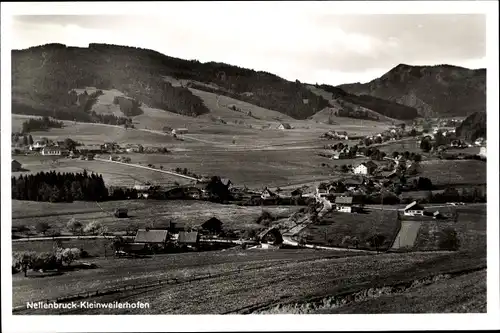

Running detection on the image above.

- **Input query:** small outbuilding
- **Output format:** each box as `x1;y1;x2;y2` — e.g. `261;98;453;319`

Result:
12;159;22;172
201;217;223;234
172;128;189;135
114;208;129;218
277;123;292;130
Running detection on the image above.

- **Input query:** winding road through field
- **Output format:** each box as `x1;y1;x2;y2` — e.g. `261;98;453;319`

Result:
93;157;199;182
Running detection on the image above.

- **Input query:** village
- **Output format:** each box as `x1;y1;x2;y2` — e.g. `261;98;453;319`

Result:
11;115;487;261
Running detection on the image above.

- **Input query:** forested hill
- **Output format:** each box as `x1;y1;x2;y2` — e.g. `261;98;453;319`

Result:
12;43;329;120
338;63;486;118
13;43;424;121
316;84;419;120
455;111;486;142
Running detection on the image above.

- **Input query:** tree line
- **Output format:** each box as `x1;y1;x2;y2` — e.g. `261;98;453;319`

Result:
12;101;133;127
113;96;144;116
21;116;63;133
11;170;108;203
12;246;87;277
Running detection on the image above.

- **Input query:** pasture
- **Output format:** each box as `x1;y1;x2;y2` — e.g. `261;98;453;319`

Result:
298;209;400;251
105;149;333;188
11;156;193;187
419;160;486;186
13;248;485;314
12;199;302;235
12;114;179;146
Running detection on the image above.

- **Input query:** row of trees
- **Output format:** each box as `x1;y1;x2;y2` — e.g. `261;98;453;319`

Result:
11;170;108;202
12;133;34;146
12;247;84;277
21;116;64;133
335;101;380;121
12;101;133;127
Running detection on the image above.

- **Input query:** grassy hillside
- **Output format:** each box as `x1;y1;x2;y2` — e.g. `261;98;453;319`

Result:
339;64;486;117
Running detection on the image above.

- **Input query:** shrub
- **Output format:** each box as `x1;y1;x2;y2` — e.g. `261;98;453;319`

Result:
12;251;37;276
35;221;51;235
55;248;81;266
242;228;258;240
439;228;460;250
83;221;107;235
31;252;60;271
256;210;275;225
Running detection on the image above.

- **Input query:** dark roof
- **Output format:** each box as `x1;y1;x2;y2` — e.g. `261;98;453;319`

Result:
134;229;169;243
178;231;199;244
335;196;353;205
279;123;292;129
257;227;281;240
201;217;223;228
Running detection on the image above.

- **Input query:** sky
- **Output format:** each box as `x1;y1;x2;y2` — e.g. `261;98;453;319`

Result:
9;7;486;86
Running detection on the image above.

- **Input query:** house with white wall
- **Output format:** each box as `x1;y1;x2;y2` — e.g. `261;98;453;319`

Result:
403;201;425;216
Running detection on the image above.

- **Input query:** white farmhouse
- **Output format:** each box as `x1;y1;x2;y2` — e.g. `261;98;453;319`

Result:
41;147;63;156
403;201;425;216
353;161;378;175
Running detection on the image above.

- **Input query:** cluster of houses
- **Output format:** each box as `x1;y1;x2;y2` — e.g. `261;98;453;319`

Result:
363;126;408;143
351;157;419;176
321;130;349;140
26;137;173;159
117;217;226;254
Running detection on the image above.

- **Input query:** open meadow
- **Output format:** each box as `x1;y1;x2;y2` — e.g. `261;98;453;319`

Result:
12;199;302;237
419;160;486;186
11;155;195;187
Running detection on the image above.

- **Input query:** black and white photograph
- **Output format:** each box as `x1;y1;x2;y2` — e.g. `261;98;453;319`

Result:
1;1;499;332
